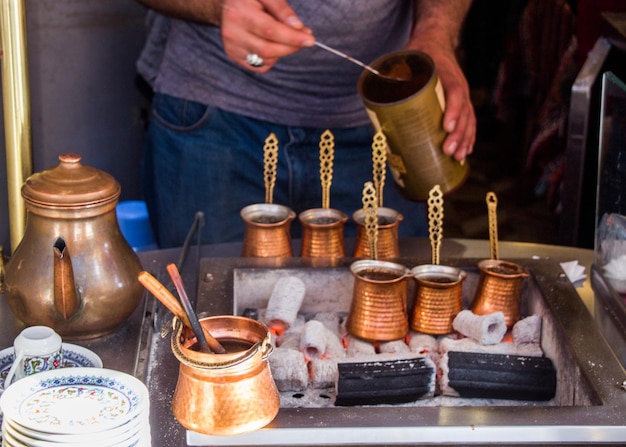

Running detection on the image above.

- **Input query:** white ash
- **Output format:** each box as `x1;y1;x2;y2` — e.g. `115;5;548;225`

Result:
408;332;441;364
312;311;347;338
452;310;507;345
439;336;544;357
323;328;346;359
265;276;306;331
276;330;301;350
379;339;411;354
438;352;458;397
309;358;338;389
268;348;309;391
300;320;327;360
345;335;376;357
513;314;542;345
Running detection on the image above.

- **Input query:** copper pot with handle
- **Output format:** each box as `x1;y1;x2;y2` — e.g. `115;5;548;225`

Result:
171;315;280;436
3;153;144;339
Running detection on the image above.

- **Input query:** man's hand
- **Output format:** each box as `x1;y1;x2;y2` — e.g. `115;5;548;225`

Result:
408;0;475;162
220;0;315;73
425;45;476;161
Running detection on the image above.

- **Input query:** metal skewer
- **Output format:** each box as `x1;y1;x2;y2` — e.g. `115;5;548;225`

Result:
314;41;409;81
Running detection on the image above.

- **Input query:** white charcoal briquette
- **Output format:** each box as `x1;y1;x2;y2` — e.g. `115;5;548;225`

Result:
452;309;507;345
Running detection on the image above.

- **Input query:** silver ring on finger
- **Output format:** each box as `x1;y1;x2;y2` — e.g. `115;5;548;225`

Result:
246;53;264;67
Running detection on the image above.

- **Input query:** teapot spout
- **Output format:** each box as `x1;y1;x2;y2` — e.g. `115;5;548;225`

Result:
53;237;81;320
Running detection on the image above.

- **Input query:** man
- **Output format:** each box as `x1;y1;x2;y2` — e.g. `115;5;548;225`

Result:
136;0;475;248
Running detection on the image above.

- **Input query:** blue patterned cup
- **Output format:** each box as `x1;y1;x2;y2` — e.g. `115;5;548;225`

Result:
3;326;63;388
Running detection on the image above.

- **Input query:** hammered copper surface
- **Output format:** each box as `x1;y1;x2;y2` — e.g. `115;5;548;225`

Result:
240;203;295;258
171;316;280;436
410;264;467;334
3;153;144;339
471;259;529;328
299;208;347;258
346;260;410;341
352;207;403;259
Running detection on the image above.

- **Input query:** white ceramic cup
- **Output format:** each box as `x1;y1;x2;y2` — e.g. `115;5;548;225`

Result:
4;326;63;388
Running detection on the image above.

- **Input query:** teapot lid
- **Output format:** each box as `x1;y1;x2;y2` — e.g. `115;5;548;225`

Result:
22;153;120;208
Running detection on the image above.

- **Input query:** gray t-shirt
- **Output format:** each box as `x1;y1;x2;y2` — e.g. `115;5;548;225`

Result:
153;1;414;128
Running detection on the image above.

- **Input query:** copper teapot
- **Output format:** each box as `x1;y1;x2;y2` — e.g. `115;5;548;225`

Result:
3;154;144;339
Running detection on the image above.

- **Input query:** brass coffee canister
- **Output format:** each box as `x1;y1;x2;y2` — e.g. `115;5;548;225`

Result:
410;264;467;334
358;50;468;201
171;316;280;436
240;203;296;258
471;259;529;328
299;208;348;258
352;207;403;259
346;259;410;341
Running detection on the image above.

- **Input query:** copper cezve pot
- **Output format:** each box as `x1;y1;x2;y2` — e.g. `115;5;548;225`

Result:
171;315;280;436
3;153;144;339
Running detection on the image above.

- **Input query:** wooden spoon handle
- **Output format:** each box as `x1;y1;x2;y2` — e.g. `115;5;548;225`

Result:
138;271;190;327
166;263;227;354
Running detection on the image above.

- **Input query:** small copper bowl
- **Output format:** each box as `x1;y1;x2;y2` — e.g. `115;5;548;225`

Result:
299;208;348;258
171;316;280;436
346;259;411;341
352;207;403;259
471;259;529;328
240;203;296;258
410;264;467;335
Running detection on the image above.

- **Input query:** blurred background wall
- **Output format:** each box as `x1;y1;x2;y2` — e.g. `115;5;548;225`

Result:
0;0;147;252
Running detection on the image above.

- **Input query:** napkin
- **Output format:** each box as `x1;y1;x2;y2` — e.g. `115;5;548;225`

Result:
560;260;587;286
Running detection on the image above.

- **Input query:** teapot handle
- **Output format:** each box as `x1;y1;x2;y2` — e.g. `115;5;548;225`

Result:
53;237;82;320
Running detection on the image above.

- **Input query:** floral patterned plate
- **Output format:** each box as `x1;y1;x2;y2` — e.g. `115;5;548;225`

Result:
0;343;103;393
0;367;148;435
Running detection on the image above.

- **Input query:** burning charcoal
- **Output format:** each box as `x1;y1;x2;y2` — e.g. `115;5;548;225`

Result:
346;335;376;357
309;358;338;389
379;339;411;354
300;320;327;360
268;348;309;391
335;354;436;406
440;351;557;401
513;315;542;345
452;310;507;345
265;276;306;335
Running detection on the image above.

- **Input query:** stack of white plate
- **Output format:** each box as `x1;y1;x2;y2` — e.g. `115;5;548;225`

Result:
0;367;150;447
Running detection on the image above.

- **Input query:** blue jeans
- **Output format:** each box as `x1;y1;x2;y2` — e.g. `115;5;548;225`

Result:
142;93;427;248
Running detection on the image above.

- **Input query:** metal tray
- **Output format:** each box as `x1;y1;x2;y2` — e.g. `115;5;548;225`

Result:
173;256;626;446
